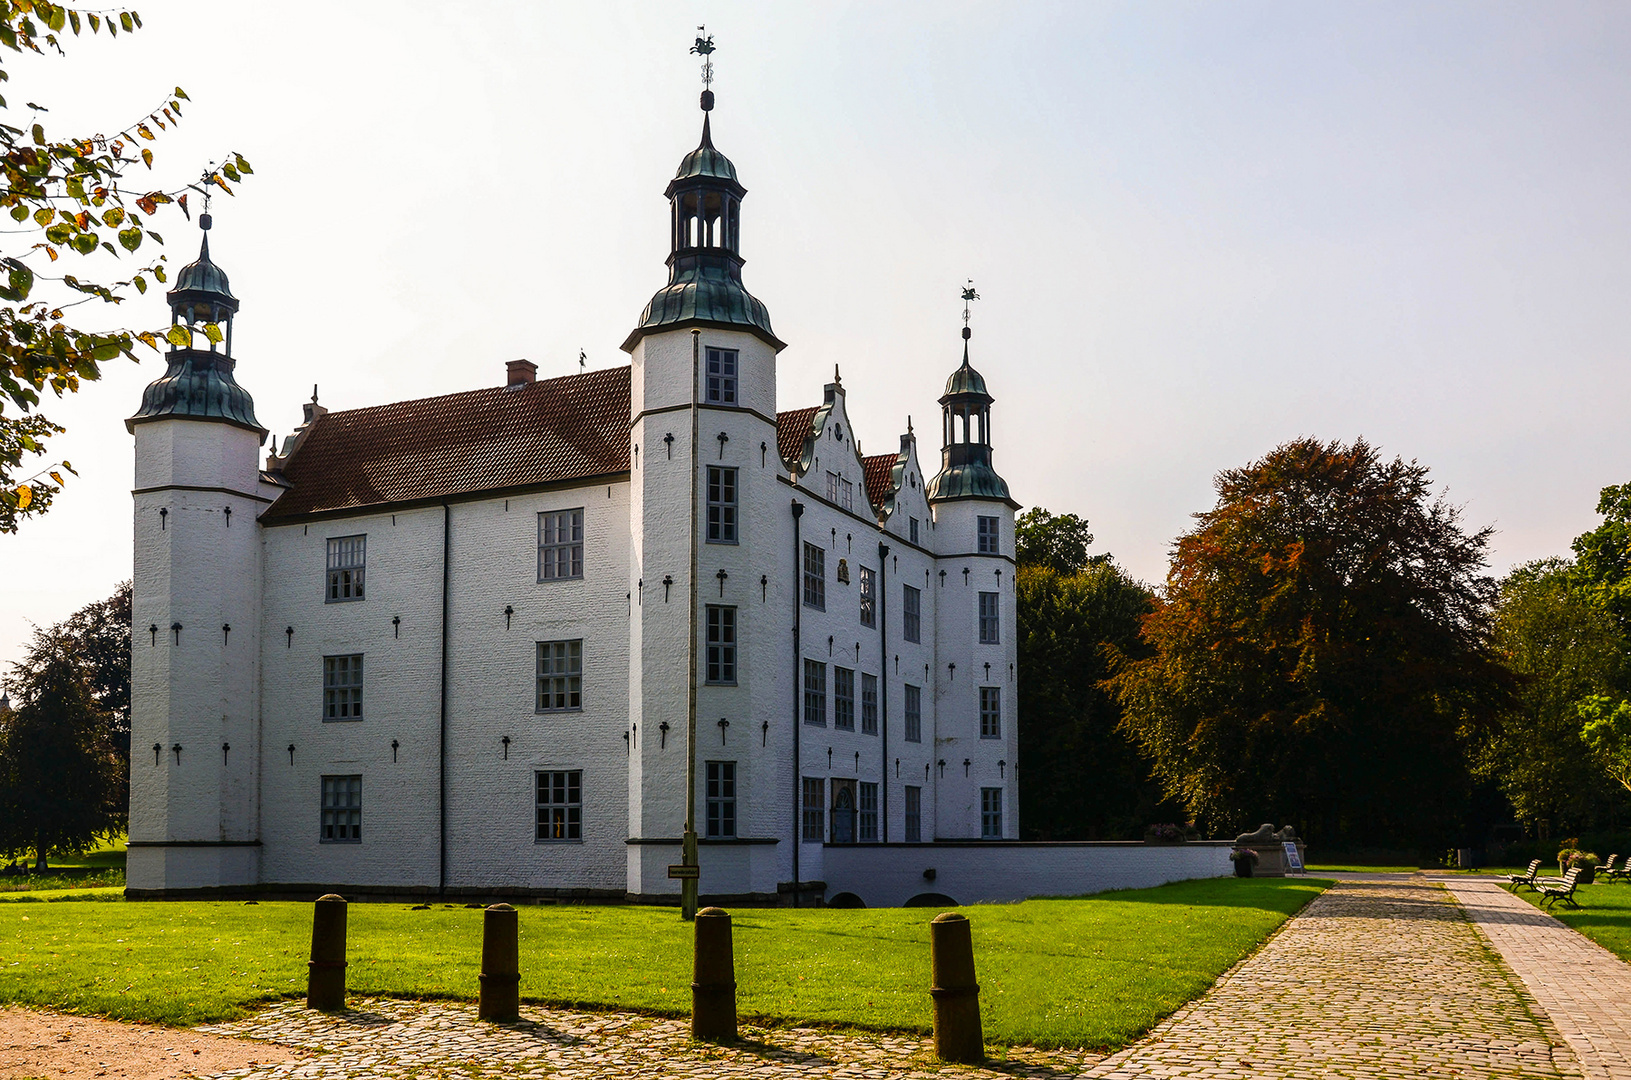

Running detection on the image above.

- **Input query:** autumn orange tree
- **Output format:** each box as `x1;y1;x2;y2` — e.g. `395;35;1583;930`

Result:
1109;437;1514;850
0;0;251;531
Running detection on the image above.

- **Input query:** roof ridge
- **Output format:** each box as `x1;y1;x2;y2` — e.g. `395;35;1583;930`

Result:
320;363;632;422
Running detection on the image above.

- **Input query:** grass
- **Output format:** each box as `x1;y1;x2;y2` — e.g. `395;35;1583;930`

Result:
0;876;1326;1049
1305;864;1419;873
0;836;127;894
1513;878;1631;961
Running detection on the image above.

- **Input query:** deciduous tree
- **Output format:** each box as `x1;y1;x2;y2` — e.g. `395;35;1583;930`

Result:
1109;437;1513;849
1015;508;1098;576
0;1;251;531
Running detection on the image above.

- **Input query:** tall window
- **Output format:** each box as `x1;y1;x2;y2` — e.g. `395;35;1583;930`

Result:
904;684;922;743
834;667;855;731
706;606;737;685
706;466;738;544
861;673;878;735
859;566;876;627
320;775;361;842
859;781;879;842
803;659;826;726
840;476;854;510
903;584;921;643
706;347;738;405
981;787;1003;839
979;591;1000;644
325;535;365;602
536;640;583;712
826;471;840;504
538;509;584;581
536;770;582;841
977;515;1000;554
909;517;919;545
323;655;363;721
706;761;736;838
905;785;922;842
803;543;826;610
801;777;825;841
980;686;1001;739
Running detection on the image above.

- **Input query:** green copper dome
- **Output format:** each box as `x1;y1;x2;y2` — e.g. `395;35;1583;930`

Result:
128;349;264;437
944;359;989;398
926;460;1013;504
172;235;235;300
631;265;780;348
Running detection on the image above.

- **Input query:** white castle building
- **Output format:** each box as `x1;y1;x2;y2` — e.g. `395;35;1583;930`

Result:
126;85;1025;904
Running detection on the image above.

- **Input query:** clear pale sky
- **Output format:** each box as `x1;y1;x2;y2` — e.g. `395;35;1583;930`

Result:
3;1;1628;670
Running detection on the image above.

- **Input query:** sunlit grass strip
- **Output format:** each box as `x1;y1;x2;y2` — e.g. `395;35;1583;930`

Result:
0;876;1326;1049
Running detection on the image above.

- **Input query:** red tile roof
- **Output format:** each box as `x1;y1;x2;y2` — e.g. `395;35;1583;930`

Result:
262;366;631;522
863;453;899;511
776;406;819;468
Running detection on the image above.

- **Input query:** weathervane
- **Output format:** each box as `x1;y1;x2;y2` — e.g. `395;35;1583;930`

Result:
962;279;980;328
691;27;715;89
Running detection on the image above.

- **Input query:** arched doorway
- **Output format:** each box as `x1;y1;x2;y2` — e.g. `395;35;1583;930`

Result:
832;784;856;844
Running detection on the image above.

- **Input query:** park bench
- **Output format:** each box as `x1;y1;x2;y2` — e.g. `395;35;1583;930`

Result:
1540;867;1584;910
1506;860;1542;891
1601;854;1628;882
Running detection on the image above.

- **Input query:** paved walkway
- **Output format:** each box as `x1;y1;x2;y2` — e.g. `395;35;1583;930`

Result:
1445;878;1631;1080
181;878;1631;1080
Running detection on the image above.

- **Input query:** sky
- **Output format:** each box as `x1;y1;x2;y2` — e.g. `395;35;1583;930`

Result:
3;1;1629;669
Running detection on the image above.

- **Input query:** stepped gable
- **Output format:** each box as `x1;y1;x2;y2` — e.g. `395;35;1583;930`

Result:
863;453;898;510
262;365;631;522
776;405;819;468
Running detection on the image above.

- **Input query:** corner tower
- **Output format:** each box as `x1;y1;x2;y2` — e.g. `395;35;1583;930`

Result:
126;213;268;894
623;55;788;903
928;294;1020;840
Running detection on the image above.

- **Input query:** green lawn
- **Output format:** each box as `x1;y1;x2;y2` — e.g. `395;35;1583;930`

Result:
1514;879;1631;961
1305;864;1419;873
0;876;1326;1049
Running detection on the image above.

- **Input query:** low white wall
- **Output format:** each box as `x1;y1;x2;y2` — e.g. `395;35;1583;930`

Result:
821;841;1233;907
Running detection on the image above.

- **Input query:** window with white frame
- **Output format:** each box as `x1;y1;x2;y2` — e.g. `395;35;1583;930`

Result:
706;605;736;684
326;535;366;602
904;683;922;743
536;640;583;712
903;584;921;643
861;673;878;735
706;761;736;838
323;655;363;721
905;784;922;842
977;515;1000;554
803;542;826;610
980;685;1001;739
839;476;853;510
538;509;584;581
979;591;1000;644
535;770;582;840
859;781;878;842
801;777;825;841
803;659;826;726
981;787;1003;839
706;466;738;544
826;471;840;504
320;775;361;842
833;666;855;730
859;565;875;627
706;347;738;405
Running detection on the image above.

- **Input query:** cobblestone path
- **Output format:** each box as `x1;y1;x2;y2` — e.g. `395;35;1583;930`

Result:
1083;879;1578;1079
187;880;1599;1080
1445;878;1631;1080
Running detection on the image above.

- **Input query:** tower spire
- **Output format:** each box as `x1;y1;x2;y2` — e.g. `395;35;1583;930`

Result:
960;279;979;363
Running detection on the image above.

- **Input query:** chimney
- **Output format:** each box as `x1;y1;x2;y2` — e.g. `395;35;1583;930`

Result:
506;359;537;388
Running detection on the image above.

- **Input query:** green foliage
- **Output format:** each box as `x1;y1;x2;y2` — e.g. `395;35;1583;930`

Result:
1572;483;1631;636
1016;559;1182;838
0;878;1325;1047
0;2;252;529
1015;507;1098;576
0;632;124;868
1580;694;1631;794
1469;560;1625;832
1109;437;1513;848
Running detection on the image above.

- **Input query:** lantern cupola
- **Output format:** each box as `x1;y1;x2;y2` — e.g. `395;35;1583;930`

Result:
927;292;1015;506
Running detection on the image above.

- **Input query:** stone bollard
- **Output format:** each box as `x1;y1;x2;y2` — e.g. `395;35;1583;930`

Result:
929;912;983;1063
691;906;737;1041
479;903;521;1022
307;894;348;1011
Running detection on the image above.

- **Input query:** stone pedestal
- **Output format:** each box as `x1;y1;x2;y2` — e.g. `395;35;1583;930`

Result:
1246;842;1307;877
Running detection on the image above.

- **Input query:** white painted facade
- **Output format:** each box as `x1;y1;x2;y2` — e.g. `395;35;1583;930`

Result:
126;96;1037;905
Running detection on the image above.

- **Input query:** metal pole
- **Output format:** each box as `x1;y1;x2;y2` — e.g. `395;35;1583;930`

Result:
683;329;702;920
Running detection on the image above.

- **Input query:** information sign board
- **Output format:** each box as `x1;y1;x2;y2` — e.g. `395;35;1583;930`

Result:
668;863;699;880
1283;842;1305;875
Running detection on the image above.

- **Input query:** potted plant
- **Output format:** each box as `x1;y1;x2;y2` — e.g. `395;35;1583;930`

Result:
1144;823;1187;844
1568;851;1601;884
1229;847;1259;878
1558;839;1582;878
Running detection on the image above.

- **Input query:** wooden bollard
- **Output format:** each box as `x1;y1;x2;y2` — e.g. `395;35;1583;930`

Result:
306;894;348;1011
479;903;520;1022
691;906;737;1041
929;912;983;1062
